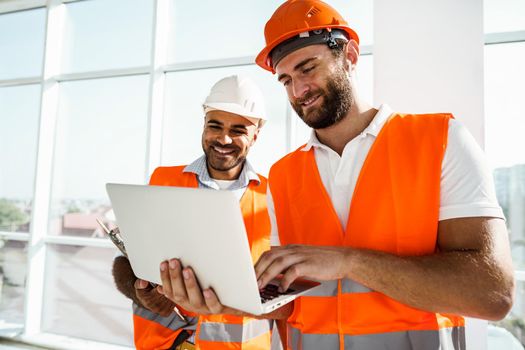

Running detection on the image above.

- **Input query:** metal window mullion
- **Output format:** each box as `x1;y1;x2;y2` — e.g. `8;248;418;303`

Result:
0;0;45;14
360;44;373;55
54;66;150;82
61;0;90;4
17;332;132;350
43;235;117;249
0;77;41;87
145;0;170;177
162;56;255;73
0;232;30;241
484;30;525;45
24;0;65;336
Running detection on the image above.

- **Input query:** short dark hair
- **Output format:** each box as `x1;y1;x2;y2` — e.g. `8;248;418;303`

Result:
330;38;348;59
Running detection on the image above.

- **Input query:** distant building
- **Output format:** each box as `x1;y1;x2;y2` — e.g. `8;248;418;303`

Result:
61;205;113;237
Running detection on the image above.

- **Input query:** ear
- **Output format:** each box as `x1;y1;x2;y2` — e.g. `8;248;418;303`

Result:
344;39;360;72
251;127;259;146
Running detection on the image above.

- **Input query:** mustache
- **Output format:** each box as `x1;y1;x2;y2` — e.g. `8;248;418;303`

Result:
209;142;240;151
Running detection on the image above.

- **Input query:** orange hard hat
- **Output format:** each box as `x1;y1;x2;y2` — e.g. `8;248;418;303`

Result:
256;0;360;73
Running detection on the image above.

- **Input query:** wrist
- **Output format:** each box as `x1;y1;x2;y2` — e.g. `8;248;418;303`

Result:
342;247;356;280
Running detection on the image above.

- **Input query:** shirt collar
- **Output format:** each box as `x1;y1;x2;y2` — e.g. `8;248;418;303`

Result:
183;155;260;190
301;104;394;152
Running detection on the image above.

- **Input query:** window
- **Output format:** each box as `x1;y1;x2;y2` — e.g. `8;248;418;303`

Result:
484;0;525;33
0;85;40;234
485;41;525;346
49;76;149;237
0;0;373;348
0;8;46;80
61;0;153;73
0;240;27;332
41;244;132;345
484;5;525;346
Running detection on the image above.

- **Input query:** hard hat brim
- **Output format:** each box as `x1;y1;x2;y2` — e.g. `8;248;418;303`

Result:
255;25;359;73
204;104;265;126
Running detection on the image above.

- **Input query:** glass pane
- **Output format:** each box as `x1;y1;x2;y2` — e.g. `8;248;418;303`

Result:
485;0;525;33
0;85;41;233
167;0;372;64
0;8;46;80
49;76;149;237
493;166;525;270
42;244;133;346
489;279;525;349
61;0;153;73
162;65;288;176
485;42;525;269
485;41;525;348
0;240;27;332
290;53;374;150
485;43;525;169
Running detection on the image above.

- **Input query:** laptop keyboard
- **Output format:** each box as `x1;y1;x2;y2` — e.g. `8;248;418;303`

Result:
260;284;295;304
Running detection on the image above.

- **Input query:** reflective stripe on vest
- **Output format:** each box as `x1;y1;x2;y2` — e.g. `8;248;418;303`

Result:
269;114;465;350
133;303;197;331
306;279;372;297
288;325;466;350
132;165;272;350
198;319;271;343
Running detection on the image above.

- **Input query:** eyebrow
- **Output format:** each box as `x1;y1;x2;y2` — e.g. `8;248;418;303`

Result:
277;57;319;82
231;124;248;130
207;119;248;130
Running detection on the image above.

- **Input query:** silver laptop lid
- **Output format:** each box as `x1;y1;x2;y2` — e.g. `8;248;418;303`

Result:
106;183;265;314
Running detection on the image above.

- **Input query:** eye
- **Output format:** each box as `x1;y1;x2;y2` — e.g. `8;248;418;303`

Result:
282;79;291;87
231;129;247;136
303;65;315;74
208;125;221;130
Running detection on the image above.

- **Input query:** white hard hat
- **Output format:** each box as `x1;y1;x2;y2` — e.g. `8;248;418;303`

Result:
203;75;266;126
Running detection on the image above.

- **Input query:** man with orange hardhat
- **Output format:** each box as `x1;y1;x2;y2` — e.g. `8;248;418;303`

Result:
252;1;514;349
112;75;275;350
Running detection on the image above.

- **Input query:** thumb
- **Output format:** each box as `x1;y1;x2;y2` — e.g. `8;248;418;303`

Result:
134;279;149;290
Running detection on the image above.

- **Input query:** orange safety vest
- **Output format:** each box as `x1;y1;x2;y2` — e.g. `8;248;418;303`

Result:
133;165;272;350
268;114;465;350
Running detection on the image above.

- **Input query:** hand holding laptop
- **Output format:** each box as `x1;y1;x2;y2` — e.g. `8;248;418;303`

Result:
157;258;247;317
135;278;178;318
106;183;320;315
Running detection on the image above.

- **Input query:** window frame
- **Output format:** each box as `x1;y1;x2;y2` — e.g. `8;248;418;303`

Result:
0;0;378;349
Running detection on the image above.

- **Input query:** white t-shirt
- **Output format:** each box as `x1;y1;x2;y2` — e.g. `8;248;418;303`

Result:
268;104;504;246
214;179;236;190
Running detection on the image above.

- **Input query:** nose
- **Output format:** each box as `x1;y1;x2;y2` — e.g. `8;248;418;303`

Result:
216;130;233;145
291;79;309;99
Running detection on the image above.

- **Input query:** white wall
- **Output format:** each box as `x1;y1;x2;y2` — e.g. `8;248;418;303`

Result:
374;0;485;147
373;1;487;349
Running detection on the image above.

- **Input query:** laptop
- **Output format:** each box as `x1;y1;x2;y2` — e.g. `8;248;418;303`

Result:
106;183;320;315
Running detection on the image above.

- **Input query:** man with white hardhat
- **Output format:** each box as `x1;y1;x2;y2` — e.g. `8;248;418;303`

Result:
112;75;274;350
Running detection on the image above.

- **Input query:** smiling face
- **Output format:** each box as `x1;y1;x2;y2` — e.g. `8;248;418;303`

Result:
201;110;259;180
276;44;354;129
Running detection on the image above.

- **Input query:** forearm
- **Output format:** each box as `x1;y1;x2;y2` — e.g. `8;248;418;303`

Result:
112;256;141;305
346;247;514;320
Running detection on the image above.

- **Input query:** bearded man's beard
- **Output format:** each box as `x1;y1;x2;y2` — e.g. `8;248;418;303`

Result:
292;67;353;129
